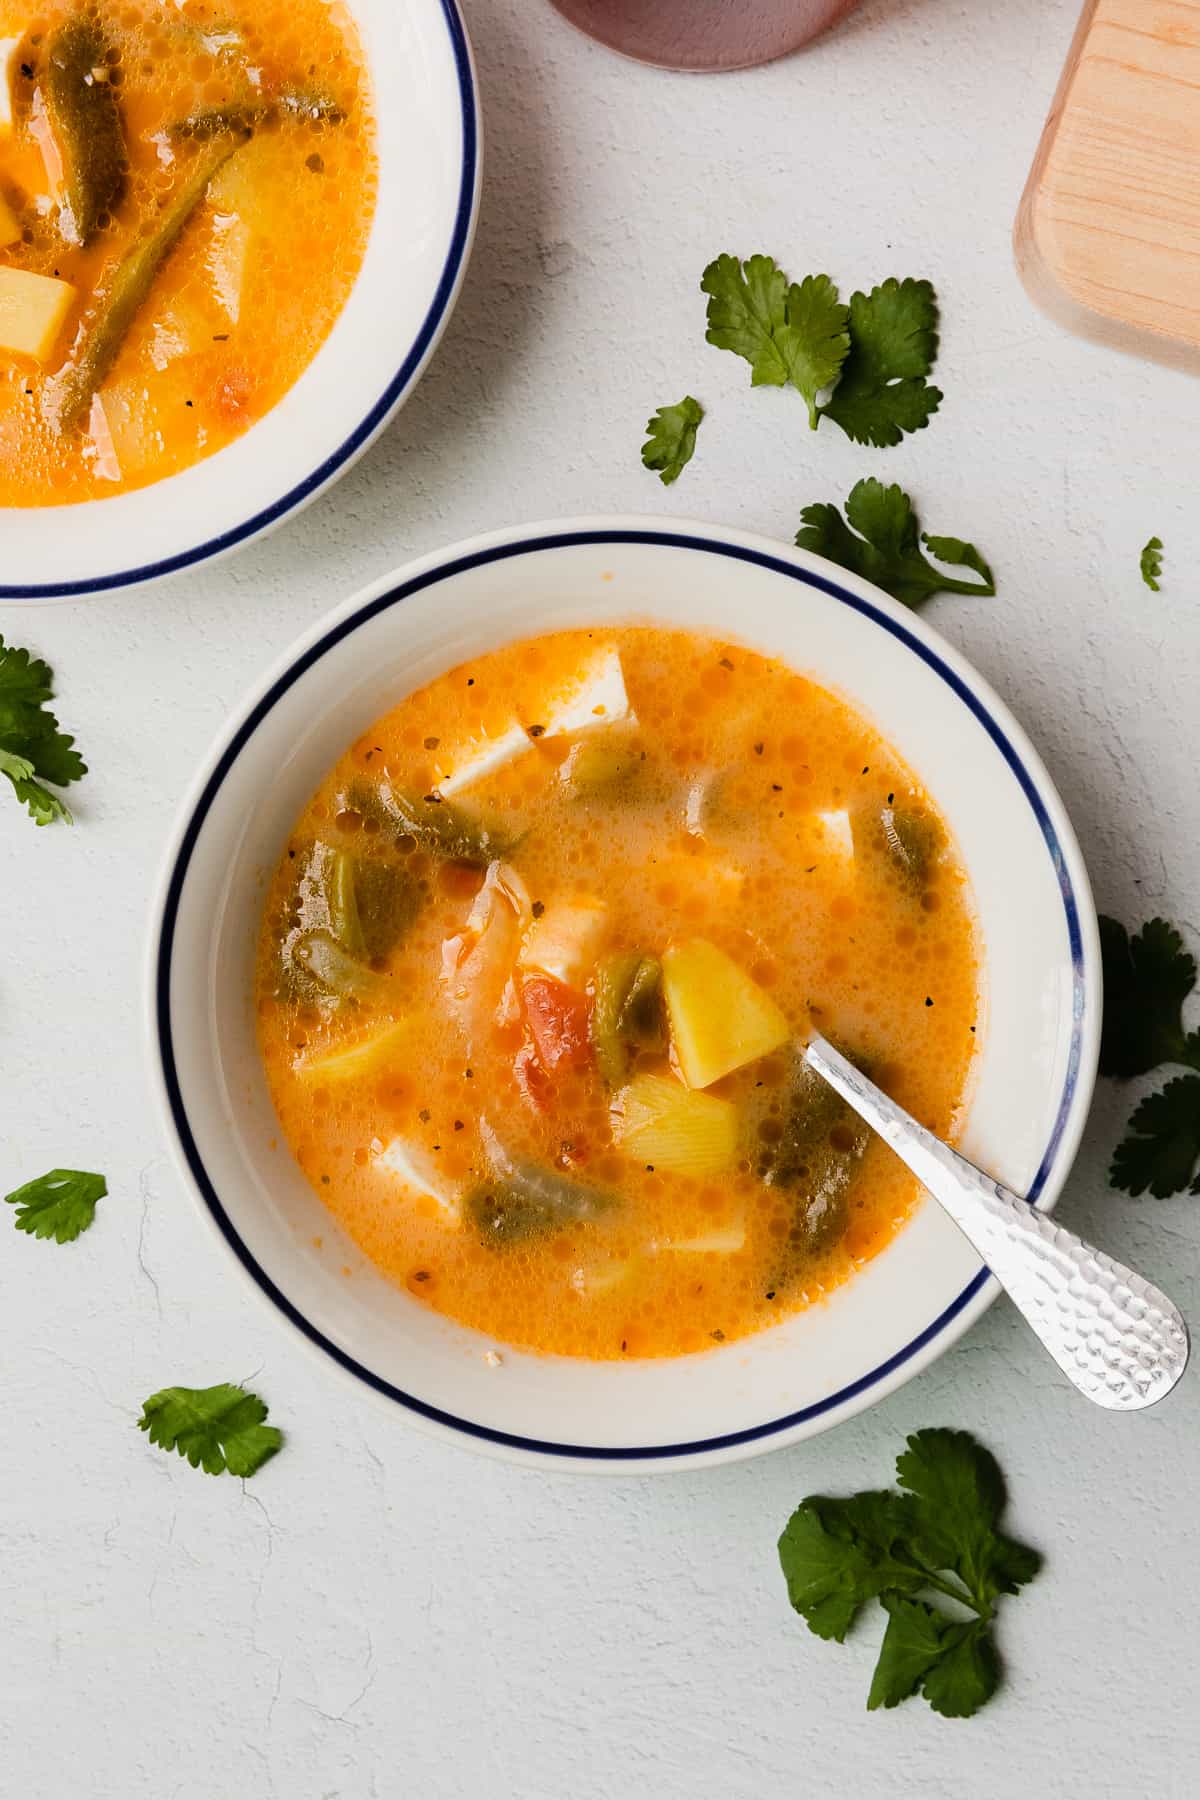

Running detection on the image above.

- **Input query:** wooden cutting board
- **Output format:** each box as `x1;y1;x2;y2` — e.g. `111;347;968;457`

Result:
1015;0;1200;369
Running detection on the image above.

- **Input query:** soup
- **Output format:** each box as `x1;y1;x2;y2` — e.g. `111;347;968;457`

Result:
255;628;981;1360
0;0;375;503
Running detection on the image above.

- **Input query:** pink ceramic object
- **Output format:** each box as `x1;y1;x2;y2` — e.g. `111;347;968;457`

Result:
549;0;861;71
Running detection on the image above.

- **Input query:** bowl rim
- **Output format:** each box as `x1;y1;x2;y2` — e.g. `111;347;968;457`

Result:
146;517;1102;1469
0;0;480;603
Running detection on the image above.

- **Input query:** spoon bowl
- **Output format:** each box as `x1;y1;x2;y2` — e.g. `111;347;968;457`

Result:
805;1035;1189;1411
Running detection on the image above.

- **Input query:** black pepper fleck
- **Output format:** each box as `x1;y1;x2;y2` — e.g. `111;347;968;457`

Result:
719;657;734;670
527;724;545;738
531;900;545;919
925;997;934;1007
754;742;764;755
454;1120;464;1131
419;1108;431;1122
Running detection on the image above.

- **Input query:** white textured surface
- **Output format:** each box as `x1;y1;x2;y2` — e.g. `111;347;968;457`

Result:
2;0;1199;1792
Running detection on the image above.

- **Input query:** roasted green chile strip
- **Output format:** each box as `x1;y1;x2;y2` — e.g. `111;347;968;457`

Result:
353;857;421;960
169;89;346;139
760;1053;871;1256
881;806;942;883
53;133;245;432
277;841;416;1003
852;804;943;886
43;16;127;247
289;930;394;1002
591;951;665;1086
559;737;642;799
464;1164;615;1246
345;778;508;867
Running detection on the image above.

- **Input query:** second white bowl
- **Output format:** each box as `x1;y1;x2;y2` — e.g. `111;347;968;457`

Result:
3;0;479;601
147;517;1101;1471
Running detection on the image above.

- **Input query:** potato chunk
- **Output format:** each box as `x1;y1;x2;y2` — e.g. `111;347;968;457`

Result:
611;1072;737;1176
663;938;790;1088
0;266;75;361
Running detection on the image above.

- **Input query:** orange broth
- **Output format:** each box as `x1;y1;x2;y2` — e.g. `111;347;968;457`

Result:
254;628;981;1360
0;0;375;503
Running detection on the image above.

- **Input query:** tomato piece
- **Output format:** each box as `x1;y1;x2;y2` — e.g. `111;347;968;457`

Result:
522;976;592;1071
514;1041;551;1112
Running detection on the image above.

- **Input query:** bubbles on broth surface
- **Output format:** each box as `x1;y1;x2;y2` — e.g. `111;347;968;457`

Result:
0;0;375;503
254;628;982;1360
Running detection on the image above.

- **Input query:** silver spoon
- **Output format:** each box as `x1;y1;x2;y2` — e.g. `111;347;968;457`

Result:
804;1034;1190;1411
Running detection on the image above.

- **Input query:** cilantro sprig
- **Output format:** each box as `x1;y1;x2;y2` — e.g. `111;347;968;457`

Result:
1140;536;1163;591
778;1428;1040;1719
0;634;87;826
796;479;995;608
5;1168;106;1243
1100;915;1200;1197
821;278;942;448
642;395;704;484
702;257;941;445
139;1383;284;1477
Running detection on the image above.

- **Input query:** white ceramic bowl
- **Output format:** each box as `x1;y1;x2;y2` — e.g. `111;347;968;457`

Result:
3;0;479;601
147;518;1101;1473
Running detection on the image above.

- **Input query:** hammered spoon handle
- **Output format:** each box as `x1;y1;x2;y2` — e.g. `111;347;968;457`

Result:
804;1035;1189;1411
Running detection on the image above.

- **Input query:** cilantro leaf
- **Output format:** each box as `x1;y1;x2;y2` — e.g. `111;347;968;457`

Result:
796;479;994;609
1098;916;1199;1078
641;395;704;485
1110;1075;1200;1198
778;1491;924;1641
819;278;942;447
4;1167;106;1242
918;1616;999;1719
777;272;851;427
868;1596;997;1717
0;634;87;826
778;1429;1038;1719
139;1383;284;1477
702;253;791;386
0;636;53;704
702;257;850;424
897;1427;1040;1604
1140;536;1163;591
